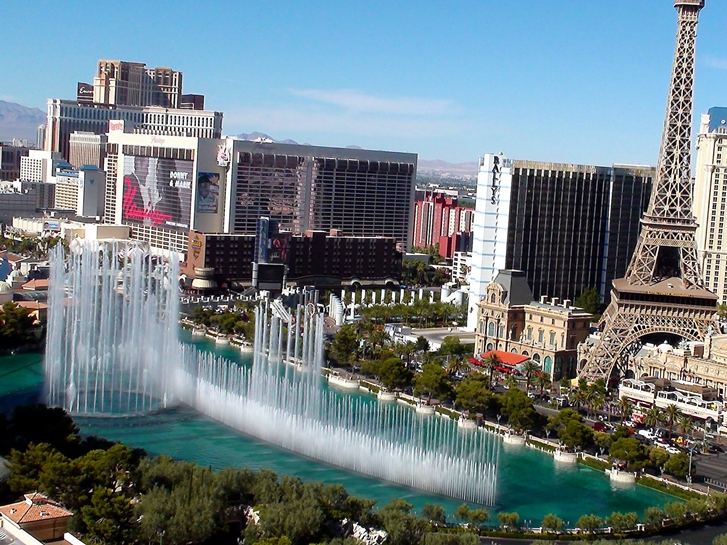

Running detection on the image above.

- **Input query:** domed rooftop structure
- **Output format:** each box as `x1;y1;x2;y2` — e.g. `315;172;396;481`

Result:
0;281;13;304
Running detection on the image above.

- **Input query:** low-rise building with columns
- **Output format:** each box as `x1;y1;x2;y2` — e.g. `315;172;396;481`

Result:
474;269;593;380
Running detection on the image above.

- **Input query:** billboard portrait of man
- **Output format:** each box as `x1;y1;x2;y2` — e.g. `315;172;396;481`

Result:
196;172;220;214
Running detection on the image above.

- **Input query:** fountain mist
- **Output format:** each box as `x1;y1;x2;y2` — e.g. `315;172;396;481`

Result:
45;240;500;505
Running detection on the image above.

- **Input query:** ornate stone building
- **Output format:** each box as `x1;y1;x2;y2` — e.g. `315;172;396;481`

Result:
629;334;727;398
474;270;593;380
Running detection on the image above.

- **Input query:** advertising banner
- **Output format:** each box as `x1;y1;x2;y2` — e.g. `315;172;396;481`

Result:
77;82;93;104
121;156;193;231
196;172;220;214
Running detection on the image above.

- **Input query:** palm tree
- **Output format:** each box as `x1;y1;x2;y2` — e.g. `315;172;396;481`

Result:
521;360;540;392
663;404;682;440
678;414;694;440
504;374;519;391
585;382;606;420
368;329;390;355
445;356;470;378
394;341;417;367
568;387;587;414
616;397;634;425
644;405;662;431
534;372;552;399
481;352;501;390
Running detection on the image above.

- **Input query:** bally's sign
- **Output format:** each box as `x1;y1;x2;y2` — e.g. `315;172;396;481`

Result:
490;155;501;204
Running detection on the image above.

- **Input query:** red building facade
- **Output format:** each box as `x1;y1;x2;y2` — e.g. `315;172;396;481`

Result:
412;191;474;258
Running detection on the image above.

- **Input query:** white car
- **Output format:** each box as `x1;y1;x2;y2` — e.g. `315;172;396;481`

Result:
638;429;656;440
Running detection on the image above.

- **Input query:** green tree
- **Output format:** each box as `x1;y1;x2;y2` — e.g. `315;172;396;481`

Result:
521;360;540;391
415;336;430;353
500;388;537;432
663;404;682;440
377;499;429;545
422;503;447;525
547;409;592;449
80;487;135;544
605;511;638;533
713;534;727;545
644;506;665;530
664;451;691;477
480;352;500;389
439;336;469;357
330;324;360;369
454;503;470;525
650;447;670;471
679;414;694;438
497;512;520;532
584;380;606;420
469;509;489;527
445;356;470;378
609;437;649;471
559;419;594;450
0;301;37;348
415;363;452;401
541;513;565;535
7;404;80;455
664;501;688;522
533;372;551;399
593;431;612;454
378;357;413;390
454;374;493;414
574;287;603;320
616;397;634;425
7;442;68;494
576;514;603;534
644;405;663;430
422;534;479;545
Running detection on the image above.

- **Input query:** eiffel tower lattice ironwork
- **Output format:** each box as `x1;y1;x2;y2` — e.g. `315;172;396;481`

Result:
578;0;717;383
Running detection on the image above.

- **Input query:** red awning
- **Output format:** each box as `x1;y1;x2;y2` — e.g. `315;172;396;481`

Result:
479;350;530;367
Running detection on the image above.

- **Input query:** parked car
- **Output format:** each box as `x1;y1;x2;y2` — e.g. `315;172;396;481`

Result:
638;429;657;441
593;421;609;432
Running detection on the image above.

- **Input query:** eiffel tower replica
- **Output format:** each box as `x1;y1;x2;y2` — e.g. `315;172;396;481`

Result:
579;0;717;383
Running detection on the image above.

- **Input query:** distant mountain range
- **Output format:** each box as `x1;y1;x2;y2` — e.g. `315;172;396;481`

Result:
0;109;477;178
417;159;478;179
234;133;476;177
0;100;45;142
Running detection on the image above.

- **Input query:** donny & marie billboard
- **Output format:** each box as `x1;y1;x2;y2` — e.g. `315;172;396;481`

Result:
121;156;193;231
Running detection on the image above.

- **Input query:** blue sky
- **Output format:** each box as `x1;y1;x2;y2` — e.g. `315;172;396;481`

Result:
4;1;727;164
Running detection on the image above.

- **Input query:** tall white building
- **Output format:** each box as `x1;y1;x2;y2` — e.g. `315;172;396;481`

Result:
468;153;513;329
467;153;652;331
694;107;727;303
55;166;106;217
20;150;64;183
45;99;223;161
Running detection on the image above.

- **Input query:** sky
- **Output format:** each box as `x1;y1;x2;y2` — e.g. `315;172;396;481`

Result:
4;1;727;165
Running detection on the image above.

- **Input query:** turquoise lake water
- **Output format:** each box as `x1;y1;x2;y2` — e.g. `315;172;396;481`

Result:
0;341;677;523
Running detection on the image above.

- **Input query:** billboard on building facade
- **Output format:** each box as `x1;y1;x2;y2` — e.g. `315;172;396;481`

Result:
77;82;93;104
196;172;220;214
121;156;193;231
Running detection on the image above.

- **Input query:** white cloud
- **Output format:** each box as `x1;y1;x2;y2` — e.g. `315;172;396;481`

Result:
224;105;464;140
702;55;727;70
287;88;462;116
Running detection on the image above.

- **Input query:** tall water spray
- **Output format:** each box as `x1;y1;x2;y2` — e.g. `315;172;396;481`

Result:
45;239;180;415
45;241;500;505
